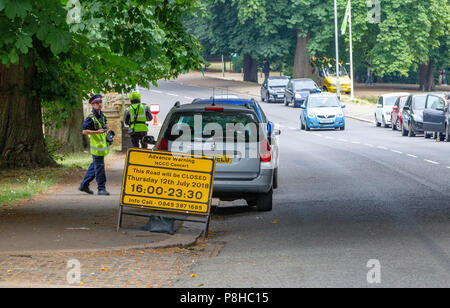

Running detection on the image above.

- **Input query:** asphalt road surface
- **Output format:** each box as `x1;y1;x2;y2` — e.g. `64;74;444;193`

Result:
141;80;450;288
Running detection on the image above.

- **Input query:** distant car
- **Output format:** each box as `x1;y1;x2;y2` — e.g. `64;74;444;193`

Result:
210;94;240;100
299;93;346;131
261;76;290;103
284;78;321;108
374;92;409;128
423;93;450;142
154;102;280;211
391;95;409;131
318;65;352;94
400;94;427;137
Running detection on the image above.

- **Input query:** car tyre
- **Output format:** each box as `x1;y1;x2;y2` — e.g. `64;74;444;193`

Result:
402;123;408;136
284;97;289;106
424;131;431;139
300;118;305;130
272;168;278;189
396;120;402;131
392;120;397;130
408;122;416;137
340;125;345;131
382;116;389;128
375;115;381;127
445;125;449;142
256;188;273;212
305;120;311;131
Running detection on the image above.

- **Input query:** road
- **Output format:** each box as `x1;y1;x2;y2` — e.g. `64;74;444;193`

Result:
141;80;450;288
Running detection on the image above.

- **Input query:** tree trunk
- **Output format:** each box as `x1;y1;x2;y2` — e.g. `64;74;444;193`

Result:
45;105;88;153
243;53;258;83
293;32;312;79
419;60;434;92
0;60;55;169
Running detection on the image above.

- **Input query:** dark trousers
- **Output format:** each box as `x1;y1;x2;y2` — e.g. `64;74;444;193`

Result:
131;131;148;149
80;155;106;191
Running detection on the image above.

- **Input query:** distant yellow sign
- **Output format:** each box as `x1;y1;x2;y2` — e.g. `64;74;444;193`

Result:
120;149;216;216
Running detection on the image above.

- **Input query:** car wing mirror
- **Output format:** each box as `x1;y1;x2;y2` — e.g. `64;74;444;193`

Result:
274;129;281;136
436;107;444;112
341;104;346;108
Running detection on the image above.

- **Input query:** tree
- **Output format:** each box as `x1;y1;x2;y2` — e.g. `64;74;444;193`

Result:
0;0;203;168
187;0;295;82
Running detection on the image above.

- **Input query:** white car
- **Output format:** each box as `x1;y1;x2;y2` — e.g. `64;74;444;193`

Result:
375;92;409;128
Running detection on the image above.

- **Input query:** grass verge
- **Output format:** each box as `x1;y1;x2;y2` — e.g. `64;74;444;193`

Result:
0;150;119;206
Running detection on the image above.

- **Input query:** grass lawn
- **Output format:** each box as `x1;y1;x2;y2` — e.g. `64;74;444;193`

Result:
0;150;119;206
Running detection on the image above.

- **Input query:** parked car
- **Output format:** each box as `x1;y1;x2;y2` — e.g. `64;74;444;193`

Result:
374;92;409;128
284;78;321;108
391;95;409;131
318;64;352;94
400;94;427;137
158;100;280;211
261;76;290;103
423;93;450;142
299;93;346;131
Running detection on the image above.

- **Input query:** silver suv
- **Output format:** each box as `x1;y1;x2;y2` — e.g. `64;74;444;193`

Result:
153;102;280;211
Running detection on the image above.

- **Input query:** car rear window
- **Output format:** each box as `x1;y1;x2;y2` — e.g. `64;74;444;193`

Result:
164;111;262;142
268;79;289;87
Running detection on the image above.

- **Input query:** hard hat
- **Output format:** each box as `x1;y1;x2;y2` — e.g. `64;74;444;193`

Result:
129;92;141;102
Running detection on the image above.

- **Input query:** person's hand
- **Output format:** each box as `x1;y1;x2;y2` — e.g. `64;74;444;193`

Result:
100;128;108;133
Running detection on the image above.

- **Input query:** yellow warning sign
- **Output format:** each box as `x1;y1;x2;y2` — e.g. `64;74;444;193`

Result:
120;149;215;216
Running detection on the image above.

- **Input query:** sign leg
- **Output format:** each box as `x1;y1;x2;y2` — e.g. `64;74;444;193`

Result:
117;205;123;232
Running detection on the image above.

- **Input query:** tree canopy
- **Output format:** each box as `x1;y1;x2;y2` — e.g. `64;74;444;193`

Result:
0;0;204;168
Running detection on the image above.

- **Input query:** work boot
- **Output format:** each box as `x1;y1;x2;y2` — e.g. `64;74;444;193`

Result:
98;190;110;196
78;185;94;195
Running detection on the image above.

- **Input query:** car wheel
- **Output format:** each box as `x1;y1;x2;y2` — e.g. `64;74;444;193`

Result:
396;120;402;131
424;131;431;139
445;125;449;142
402;123;408;136
261;94;265;102
375;115;381;127
272;168;278;189
284;97;289;106
256;188;273;212
340;125;345;131
323;87;328;92
382;116;389;128
305;120;311;131
300;118;305;130
392;119;397;130
408;122;416;137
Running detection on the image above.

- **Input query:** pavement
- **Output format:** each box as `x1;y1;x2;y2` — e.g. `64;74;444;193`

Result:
0;151;206;287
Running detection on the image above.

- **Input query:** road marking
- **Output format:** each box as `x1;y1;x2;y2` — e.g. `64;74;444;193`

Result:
325;136;334;140
424;159;440;165
338;138;348;142
166;93;179;97
312;133;322;137
150;90;162;93
184;96;194;100
364;143;374;147
407;154;418;158
351;141;361;144
377;146;388;150
391;150;403;154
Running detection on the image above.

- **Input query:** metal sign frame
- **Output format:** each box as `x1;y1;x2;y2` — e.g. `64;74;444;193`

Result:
117;149;216;240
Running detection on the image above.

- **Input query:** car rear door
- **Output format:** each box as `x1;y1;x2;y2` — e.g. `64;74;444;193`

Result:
423;95;446;132
165;109;262;181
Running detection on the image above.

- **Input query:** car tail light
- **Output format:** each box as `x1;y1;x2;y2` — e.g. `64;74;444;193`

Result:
260;139;271;162
205;107;224;111
157;138;169;151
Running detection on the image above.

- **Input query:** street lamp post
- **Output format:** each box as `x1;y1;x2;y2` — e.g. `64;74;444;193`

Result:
334;0;340;99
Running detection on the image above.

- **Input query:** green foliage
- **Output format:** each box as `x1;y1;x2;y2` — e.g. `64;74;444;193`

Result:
0;0;204;127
